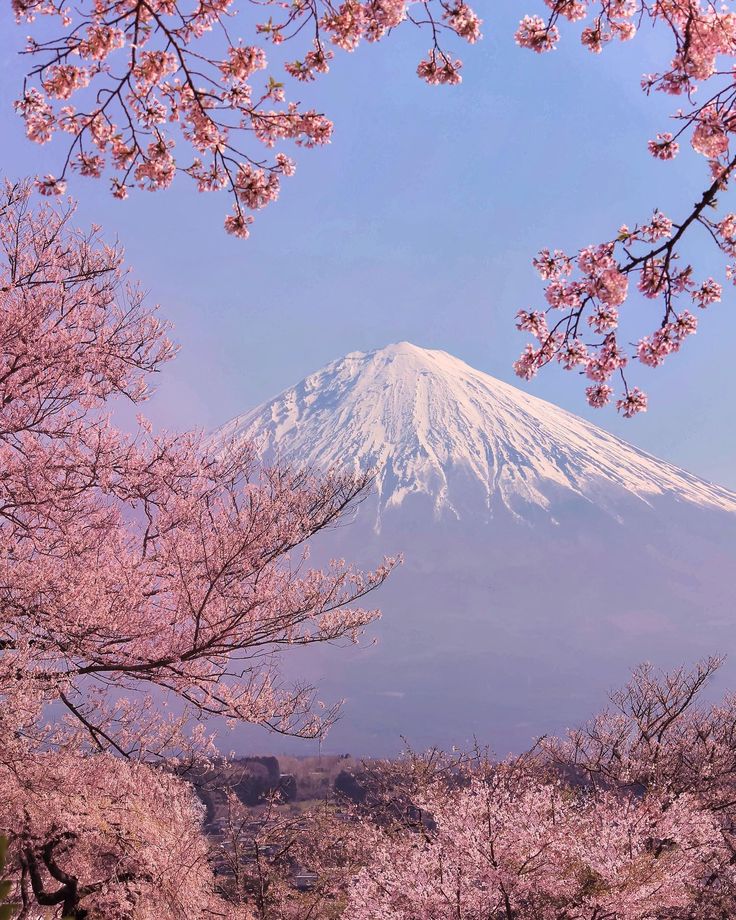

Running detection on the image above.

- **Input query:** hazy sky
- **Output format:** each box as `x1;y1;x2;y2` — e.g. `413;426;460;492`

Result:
2;4;735;488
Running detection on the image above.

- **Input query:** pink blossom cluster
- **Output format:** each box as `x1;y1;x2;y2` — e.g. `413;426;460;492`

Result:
444;2;482;43
13;0;480;236
517;0;637;57
692;106;731;158
515;197;729;414
637;313;699;366
417;49;464;85
648;131;680;159
285;45;333;82
515;14;560;52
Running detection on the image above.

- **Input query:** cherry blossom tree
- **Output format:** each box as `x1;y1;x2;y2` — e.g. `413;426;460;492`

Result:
344;765;725;919
3;747;249;919
544;656;736;915
333;661;736;918
0;179;394;917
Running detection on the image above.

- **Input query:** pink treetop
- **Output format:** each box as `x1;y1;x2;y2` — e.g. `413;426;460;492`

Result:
138;661;736;918
343;766;724;919
1;742;253;918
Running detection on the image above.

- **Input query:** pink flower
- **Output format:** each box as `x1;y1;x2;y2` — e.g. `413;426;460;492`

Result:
233;164;280;209
614;19;636;40
533;248;573;281
321;0;366;51
545;280;583;309
674;311;698;337
585;383;613;407
111;178;129;200
692;278;722;307
581;23;608;53
74;152;104;178
587;303;619;333
285;46;333;81
220;44;267;82
514;344;543;380
366;0;407;38
585;337;627;381
133;51;178;88
14;89;55;144
692;107;729;158
637;332;671;367
648;132;680;160
417;50;463;84
558;338;588;369
638;259;666;298
188;160;228;192
516;309;549;340
275;152;296;176
548;0;587;22
578;243;615;275
595;267;628;306
35;174;67;195
444;3;482;43
78;24;125;60
718;214;736;243
515;15;559;52
642;211;673;241
616;387;648;417
134;139;176;190
224;211;253;238
42;64;90;100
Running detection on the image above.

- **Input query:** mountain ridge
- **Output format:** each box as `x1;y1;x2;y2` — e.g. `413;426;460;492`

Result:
216;342;736;525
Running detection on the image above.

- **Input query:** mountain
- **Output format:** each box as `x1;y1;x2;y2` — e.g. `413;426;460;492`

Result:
219;342;736;523
216;343;736;756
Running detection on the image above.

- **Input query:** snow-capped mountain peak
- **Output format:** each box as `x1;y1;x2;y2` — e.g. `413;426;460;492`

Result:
216;342;736;523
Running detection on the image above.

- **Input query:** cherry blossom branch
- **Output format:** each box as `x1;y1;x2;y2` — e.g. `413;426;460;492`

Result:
11;0;481;236
514;0;736;413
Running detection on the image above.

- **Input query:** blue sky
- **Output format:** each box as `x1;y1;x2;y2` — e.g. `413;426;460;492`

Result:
1;3;735;488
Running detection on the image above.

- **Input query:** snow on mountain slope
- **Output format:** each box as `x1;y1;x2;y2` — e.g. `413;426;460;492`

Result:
216;342;736;522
